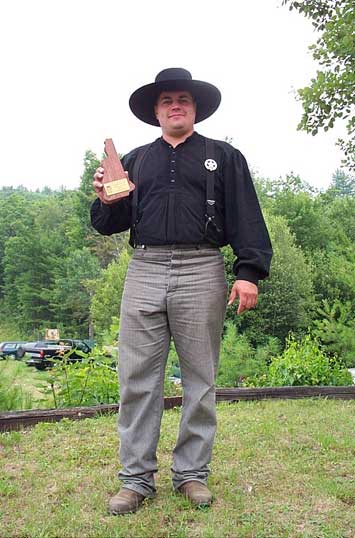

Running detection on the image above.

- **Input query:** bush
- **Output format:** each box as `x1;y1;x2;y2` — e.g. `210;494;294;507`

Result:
248;334;353;387
44;340;184;407
216;323;269;387
313;300;355;367
44;349;119;408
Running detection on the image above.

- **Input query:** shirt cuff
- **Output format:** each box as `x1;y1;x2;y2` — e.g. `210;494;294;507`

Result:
235;267;259;286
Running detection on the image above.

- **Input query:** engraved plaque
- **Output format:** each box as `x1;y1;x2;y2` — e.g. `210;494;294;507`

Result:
101;139;134;203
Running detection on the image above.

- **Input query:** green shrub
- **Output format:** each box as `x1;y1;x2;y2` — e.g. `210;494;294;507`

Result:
249;334;353;387
216;323;269;387
44;349;119;408
44;340;184;407
0;360;33;411
313;300;355;367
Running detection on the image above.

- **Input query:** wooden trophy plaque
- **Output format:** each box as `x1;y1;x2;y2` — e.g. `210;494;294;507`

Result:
101;138;134;203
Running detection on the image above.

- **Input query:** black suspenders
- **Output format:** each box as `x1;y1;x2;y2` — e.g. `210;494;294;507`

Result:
130;138;219;246
204;137;221;235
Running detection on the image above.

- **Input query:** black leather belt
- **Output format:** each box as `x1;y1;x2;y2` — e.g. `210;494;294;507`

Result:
135;243;217;250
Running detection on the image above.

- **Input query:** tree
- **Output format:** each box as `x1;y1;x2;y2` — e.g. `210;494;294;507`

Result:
313;299;355;367
328;169;355;197
69;150;100;249
90;249;131;340
283;0;355;170
223;212;315;344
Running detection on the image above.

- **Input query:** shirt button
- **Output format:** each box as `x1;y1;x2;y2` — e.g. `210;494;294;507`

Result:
171;179;175;183
171;169;175;173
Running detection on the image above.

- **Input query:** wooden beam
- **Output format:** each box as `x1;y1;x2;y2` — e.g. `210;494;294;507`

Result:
1;386;355;432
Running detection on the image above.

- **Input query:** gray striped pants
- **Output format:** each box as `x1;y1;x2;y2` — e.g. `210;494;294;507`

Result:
117;245;228;497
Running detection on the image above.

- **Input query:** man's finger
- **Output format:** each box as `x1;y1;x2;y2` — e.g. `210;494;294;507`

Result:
237;299;247;315
93;180;104;190
228;289;237;306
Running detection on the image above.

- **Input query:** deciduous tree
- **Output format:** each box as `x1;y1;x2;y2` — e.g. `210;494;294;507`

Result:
283;0;355;170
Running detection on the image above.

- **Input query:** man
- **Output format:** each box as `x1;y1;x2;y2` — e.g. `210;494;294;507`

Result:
91;68;272;515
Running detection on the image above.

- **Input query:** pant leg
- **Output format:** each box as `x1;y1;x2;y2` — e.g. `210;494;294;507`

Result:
167;248;228;490
118;251;171;497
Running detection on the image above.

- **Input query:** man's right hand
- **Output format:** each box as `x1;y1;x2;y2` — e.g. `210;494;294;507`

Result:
93;167;134;205
93;166;111;205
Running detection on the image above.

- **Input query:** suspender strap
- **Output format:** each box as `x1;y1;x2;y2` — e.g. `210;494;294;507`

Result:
131;143;152;246
205;138;215;219
204;138;221;234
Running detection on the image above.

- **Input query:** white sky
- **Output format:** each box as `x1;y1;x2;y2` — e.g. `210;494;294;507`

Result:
0;0;347;191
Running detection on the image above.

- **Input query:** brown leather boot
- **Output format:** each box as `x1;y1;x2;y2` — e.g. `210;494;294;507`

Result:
178;481;213;507
108;488;146;515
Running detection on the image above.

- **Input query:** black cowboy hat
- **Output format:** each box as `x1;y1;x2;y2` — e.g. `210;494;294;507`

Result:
129;68;221;126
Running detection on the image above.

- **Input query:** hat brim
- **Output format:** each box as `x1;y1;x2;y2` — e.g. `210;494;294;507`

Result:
129;79;221;126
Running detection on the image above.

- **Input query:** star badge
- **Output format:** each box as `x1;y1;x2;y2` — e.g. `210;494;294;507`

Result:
204;159;217;171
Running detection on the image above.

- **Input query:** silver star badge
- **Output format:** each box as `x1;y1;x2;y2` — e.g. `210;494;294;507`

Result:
204;159;217;171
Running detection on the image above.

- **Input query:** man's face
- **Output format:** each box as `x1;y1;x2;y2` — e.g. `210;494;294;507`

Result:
154;90;196;137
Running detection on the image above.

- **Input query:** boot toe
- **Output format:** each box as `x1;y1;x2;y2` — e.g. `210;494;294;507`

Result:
109;488;145;515
178;481;213;507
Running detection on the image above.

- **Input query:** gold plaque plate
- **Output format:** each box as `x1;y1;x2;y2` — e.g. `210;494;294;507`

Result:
104;177;130;196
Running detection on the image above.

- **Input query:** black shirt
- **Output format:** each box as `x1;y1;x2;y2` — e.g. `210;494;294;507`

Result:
90;131;272;285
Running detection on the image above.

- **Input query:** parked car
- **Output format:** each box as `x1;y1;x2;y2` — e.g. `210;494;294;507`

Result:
0;341;27;360
25;339;92;370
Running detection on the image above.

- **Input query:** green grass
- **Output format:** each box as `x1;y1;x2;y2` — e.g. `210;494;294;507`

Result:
1;399;355;537
0;359;53;410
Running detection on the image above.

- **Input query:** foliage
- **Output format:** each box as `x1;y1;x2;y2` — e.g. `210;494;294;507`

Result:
100;315;120;348
248;334;353;387
0;316;21;341
328;168;355;197
224;212;315;343
45;350;119;408
1;193;90;335
50;247;100;337
283;0;355;170
0;360;33;411
313;299;355;367
311;245;355;307
69;150;100;249
90;249;131;340
216;322;277;387
43;340;184;407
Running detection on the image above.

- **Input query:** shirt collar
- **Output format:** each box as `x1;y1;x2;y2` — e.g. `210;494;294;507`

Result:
159;131;198;148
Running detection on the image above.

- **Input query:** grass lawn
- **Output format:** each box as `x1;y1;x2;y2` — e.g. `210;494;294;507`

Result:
1;399;355;538
0;359;53;410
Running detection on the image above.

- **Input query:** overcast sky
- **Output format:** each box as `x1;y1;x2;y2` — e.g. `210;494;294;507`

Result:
0;0;347;191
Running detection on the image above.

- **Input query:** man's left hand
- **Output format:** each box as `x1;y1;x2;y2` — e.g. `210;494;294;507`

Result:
228;280;258;315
